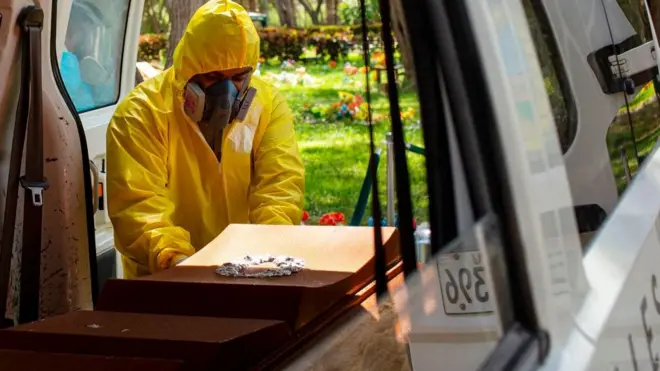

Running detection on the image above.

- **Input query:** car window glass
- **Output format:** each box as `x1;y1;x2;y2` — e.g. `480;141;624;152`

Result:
523;0;576;154
57;0;130;113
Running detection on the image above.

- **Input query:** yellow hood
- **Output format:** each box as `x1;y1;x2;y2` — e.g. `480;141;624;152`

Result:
171;0;260;92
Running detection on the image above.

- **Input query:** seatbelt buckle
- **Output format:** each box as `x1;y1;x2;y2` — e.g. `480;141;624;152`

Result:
19;177;48;207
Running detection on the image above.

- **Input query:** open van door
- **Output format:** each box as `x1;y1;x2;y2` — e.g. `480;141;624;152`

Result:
385;0;660;370
0;0;143;324
53;0;144;288
501;1;660;369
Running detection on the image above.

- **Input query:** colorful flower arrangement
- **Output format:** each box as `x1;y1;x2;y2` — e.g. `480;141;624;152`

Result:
280;58;298;70
336;92;367;120
371;51;386;68
343;62;360;76
302;91;380;123
302;91;417;124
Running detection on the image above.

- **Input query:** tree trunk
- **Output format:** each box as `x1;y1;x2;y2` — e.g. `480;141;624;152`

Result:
272;0;287;25
272;0;296;26
239;0;252;10
388;0;415;88
165;0;206;68
326;0;338;24
288;0;298;26
248;0;258;11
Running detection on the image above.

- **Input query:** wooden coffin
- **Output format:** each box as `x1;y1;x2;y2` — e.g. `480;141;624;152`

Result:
0;349;183;371
0;311;291;371
98;224;400;329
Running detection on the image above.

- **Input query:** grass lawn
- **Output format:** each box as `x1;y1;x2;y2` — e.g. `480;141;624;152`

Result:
259;64;427;225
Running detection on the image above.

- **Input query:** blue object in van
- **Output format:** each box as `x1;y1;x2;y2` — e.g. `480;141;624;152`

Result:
60;50;96;112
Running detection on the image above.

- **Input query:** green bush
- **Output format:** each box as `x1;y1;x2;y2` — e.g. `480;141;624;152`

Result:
138;33;167;62
258;27;307;61
257;24;386;62
136;24;394;65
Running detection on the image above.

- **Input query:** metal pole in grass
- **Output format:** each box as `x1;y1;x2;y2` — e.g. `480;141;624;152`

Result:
384;132;426;226
406;143;425;156
386;133;396;226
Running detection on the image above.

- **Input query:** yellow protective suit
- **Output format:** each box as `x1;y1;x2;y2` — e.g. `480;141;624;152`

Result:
107;0;305;279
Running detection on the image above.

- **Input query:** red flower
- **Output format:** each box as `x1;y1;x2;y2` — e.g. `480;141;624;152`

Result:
319;214;336;226
302;210;309;222
330;212;345;224
319;212;345;226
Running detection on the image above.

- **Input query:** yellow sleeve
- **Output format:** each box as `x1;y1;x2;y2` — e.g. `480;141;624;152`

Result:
106;102;195;274
249;91;305;225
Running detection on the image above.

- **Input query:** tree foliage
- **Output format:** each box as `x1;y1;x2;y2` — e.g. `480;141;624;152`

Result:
142;0;170;34
338;0;379;25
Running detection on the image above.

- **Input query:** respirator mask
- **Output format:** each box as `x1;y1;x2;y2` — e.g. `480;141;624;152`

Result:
183;73;257;156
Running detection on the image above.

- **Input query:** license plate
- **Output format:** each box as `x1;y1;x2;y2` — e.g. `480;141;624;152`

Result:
438;251;494;315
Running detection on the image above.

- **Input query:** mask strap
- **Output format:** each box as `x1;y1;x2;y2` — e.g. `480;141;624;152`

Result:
231;73;254;120
238;73;252;100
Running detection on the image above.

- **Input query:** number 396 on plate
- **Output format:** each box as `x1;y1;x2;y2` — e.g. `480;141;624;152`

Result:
438;251;494;315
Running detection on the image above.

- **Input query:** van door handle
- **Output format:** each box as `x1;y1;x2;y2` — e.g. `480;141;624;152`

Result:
90;160;100;214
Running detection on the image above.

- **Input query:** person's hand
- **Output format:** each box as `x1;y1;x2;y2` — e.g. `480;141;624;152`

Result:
169;254;189;268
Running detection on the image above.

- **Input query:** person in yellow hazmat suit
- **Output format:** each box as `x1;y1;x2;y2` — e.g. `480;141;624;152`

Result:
106;0;305;279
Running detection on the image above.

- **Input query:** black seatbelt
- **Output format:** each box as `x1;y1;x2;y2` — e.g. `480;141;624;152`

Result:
0;6;46;327
0;8;32;328
18;5;47;324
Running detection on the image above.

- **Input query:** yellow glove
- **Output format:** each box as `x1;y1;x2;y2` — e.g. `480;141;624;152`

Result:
157;251;190;270
170;254;189;267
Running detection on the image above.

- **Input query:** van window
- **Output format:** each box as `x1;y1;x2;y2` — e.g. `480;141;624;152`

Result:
523;0;577;154
57;0;130;113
